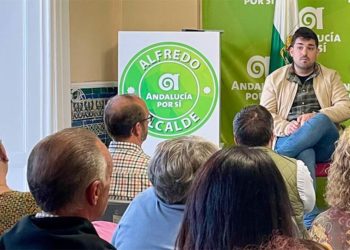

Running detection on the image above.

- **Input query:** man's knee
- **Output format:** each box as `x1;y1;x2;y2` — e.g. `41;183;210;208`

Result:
313;113;336;129
311;113;338;134
314;113;332;124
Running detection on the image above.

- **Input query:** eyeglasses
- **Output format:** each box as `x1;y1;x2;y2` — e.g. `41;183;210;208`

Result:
139;114;154;123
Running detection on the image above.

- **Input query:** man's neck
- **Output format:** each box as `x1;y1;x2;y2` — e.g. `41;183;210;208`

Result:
293;64;315;77
53;206;93;221
117;137;142;147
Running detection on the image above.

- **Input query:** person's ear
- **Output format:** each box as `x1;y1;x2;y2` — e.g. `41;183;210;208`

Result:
86;180;102;206
132;122;142;138
233;135;238;145
289;46;294;57
268;134;275;148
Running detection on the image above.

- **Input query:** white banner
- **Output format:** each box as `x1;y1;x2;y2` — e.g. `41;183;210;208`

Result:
118;31;221;155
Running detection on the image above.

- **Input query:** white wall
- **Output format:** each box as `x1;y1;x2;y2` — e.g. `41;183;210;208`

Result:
0;0;53;190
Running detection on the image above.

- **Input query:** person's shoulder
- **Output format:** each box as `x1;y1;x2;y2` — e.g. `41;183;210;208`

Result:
135;147;151;162
133;186;151;196
318;63;334;71
0;215;32;237
318;63;338;76
265;64;291;84
119;188;151;213
14;191;34;200
279;154;297;164
0;234;5;250
7;191;40;214
116;189;156;232
264;148;297;164
131;187;155;203
268;64;290;76
311;208;341;231
141;150;151;160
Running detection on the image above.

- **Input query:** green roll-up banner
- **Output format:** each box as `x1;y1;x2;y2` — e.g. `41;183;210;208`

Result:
203;0;350;146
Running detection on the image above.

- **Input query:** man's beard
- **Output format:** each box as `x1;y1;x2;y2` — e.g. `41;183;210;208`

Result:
141;125;148;142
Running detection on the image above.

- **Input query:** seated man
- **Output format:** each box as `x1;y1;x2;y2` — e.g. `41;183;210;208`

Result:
104;94;151;201
260;27;350;227
0;128;115;249
112;136;218;250
233;105;315;237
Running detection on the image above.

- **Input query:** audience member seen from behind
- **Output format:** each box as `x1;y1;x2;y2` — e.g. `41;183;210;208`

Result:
233;105;315;237
0;141;39;235
104;94;151;201
310;127;350;250
176;146;297;250
261;26;350;228
113;136;218;250
0;128;115;249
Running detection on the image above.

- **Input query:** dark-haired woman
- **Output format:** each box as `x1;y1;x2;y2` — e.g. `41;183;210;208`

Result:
176;146;298;249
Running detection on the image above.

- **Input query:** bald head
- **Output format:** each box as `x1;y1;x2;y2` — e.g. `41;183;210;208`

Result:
104;94;149;141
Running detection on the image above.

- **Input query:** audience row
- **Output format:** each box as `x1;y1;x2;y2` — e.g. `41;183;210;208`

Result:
0;96;348;249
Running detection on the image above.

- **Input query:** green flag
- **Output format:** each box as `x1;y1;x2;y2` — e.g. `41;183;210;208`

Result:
269;0;299;73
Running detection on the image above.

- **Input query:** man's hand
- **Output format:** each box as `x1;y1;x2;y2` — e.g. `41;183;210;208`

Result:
286;120;300;135
297;113;316;126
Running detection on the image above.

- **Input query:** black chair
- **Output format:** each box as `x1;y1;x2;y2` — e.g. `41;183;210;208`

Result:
100;199;130;223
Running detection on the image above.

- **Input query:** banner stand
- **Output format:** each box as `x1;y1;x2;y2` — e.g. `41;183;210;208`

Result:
118;31;221;155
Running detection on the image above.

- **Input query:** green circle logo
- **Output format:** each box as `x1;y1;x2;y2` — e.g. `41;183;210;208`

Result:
120;42;218;138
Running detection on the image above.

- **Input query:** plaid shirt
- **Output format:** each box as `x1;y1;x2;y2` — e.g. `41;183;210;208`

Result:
108;141;151;201
287;64;321;121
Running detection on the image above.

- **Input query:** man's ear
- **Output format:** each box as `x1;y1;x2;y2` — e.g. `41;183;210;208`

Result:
86;180;102;206
131;122;142;137
289;46;294;57
233;135;239;145
268;134;275;148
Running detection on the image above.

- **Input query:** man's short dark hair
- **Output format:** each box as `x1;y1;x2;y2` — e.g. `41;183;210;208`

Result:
233;105;274;147
104;94;146;140
290;27;319;48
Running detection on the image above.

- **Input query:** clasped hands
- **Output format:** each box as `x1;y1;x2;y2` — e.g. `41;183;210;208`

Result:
286;112;316;135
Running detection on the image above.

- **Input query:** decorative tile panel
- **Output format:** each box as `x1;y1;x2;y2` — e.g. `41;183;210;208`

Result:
71;86;117;146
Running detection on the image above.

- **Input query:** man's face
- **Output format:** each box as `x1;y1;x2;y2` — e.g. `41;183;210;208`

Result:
289;37;319;74
139;100;151;142
141;114;151;142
